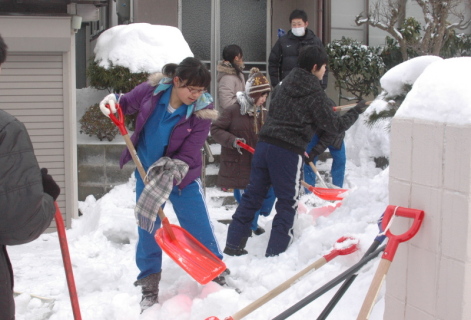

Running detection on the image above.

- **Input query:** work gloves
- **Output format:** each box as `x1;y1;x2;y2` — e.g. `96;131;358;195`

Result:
41;168;61;201
99;93;120;117
304;150;320;165
233;138;246;154
353;99;367;114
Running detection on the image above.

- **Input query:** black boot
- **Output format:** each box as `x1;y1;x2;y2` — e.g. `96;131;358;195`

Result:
252;226;265;236
134;272;161;313
223;237;249;256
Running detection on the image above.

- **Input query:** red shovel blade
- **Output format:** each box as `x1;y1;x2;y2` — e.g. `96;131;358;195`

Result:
155;222;226;285
308;186;348;201
307;202;342;220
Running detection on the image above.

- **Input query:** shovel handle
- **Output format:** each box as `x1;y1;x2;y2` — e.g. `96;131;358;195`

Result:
236;140;255;154
107;103;127;136
55;202;82;320
332;100;372;112
229;237;358;320
309;161;328;188
356;259;391;320
381;206;424;261
357;206;424;319
106;103;174;238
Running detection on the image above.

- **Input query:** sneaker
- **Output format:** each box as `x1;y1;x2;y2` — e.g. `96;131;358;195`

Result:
223;246;248;256
134;272;161;313
252;226;265;236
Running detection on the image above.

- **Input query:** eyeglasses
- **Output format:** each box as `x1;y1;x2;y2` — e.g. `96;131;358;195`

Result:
183;86;207;95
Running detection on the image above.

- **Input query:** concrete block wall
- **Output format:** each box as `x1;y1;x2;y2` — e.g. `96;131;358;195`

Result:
77;144;135;201
386;117;471;319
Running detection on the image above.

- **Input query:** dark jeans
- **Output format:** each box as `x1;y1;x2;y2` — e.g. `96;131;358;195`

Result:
226;142;303;256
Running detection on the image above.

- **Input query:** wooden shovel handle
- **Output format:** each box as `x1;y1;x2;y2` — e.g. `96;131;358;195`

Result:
231;258;328;320
333;100;372;112
122;134;147;183
308;161;328;188
356;259;392;320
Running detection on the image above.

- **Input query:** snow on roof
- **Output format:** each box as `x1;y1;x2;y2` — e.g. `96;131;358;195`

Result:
93;23;193;74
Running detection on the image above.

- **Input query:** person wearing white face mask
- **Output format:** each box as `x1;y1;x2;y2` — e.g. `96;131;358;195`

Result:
268;9;328;88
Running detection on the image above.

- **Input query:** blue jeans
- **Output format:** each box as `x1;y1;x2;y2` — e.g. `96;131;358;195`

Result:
304;134;346;188
233;186;276;230
135;177;223;280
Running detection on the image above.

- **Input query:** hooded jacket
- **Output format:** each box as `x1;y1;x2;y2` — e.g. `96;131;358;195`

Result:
268;28;327;88
217;61;246;109
118;73;218;189
0;110;56;317
210;97;267;189
259;67;360;155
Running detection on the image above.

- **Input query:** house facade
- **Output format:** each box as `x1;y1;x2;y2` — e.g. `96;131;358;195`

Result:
0;0;469;229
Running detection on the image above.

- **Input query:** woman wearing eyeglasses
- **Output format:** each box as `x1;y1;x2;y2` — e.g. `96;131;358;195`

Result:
99;57;224;312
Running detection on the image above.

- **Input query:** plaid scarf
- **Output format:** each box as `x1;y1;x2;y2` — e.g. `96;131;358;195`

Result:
135;157;189;233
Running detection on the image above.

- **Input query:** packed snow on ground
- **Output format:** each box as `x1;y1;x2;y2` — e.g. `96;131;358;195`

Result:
9;30;471;319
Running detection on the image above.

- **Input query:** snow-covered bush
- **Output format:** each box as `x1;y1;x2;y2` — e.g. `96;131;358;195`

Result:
326;37;386;103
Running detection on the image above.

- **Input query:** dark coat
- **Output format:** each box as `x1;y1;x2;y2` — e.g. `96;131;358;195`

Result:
268;29;327;88
210;102;267;189
259;67;360;155
0;110;55;318
118;73;218;189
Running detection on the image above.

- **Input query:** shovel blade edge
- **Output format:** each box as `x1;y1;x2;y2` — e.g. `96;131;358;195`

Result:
155;225;226;285
310;187;348;201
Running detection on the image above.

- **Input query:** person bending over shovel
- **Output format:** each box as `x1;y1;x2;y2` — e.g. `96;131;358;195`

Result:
224;45;366;257
99;57;225;312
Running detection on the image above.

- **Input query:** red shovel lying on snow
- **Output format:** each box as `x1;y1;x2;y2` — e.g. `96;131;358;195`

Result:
236;140;348;201
205;236;359;320
107;104;226;285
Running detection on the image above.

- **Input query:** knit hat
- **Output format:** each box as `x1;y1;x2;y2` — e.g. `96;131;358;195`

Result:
245;67;271;102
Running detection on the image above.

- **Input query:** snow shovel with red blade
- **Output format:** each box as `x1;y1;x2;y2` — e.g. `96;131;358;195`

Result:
236;140;348;201
107;104;226;285
356;205;424;320
205;236;359;320
55;202;82;320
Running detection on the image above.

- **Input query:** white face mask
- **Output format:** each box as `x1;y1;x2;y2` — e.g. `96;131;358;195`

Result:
292;27;305;37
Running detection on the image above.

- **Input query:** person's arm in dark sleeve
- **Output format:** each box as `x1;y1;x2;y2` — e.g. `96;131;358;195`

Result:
0;117;55;246
210;106;238;148
268;40;283;87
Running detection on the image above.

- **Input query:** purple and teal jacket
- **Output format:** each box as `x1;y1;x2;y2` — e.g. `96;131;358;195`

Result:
118;73;218;189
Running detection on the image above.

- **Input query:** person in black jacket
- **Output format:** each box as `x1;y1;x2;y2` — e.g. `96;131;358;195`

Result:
0;34;60;320
268;9;328;89
224;45;366;257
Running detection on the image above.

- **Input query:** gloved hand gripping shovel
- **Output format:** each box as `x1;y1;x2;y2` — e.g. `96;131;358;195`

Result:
107;103;226;285
356;205;424;319
205;236;359;320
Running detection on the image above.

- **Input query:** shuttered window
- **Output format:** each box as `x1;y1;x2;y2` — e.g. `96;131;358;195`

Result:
0;53;66;232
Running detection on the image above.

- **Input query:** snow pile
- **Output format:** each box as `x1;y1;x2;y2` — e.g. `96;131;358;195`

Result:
396;57;471;124
94;23;193;73
380;55;442;97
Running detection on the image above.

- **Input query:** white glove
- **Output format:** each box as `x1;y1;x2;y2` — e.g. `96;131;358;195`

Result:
233;137;246;154
99;93;118;117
